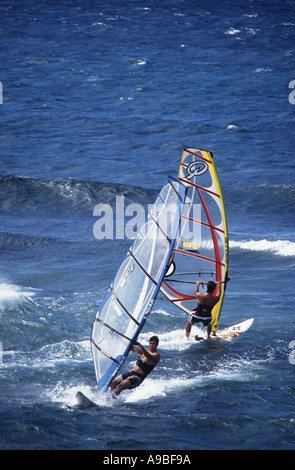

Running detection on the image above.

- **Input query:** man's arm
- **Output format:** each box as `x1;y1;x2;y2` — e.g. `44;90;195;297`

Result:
215;281;222;300
132;342;159;364
131;343;142;355
195;280;208;301
194;280;202;297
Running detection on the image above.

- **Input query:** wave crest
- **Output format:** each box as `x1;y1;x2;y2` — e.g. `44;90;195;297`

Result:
230;239;295;257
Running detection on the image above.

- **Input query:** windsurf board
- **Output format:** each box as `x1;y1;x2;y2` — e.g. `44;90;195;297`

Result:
195;318;254;341
75;391;99;409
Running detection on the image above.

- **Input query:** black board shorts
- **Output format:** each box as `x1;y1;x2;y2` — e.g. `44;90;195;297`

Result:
116;371;145;389
190;303;213;327
190;314;211;327
190;311;212;327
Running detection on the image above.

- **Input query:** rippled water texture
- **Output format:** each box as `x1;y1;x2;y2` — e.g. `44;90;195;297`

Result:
1;0;295;450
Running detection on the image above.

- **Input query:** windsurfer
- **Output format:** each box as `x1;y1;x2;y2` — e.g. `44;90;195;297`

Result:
110;336;160;396
185;280;221;339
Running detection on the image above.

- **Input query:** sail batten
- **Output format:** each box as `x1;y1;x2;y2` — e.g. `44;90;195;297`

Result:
128;249;158;285
109;286;140;326
182;215;225;234
179;177;221;198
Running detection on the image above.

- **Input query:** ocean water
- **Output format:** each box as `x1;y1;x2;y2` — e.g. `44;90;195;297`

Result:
1;0;295;452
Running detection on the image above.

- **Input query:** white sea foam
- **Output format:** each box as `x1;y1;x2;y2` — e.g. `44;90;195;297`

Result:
225;27;241;35
124;377;198;403
0;283;37;309
124;356;258;404
139;328;198;352
230;239;295;257
49;382;113;408
152;308;173;317
255;67;272;73
1;339;91;372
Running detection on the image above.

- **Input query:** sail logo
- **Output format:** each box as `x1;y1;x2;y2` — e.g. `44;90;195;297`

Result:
144;299;154;317
185;161;208;180
289;80;295;104
119;264;135;287
181;240;199;252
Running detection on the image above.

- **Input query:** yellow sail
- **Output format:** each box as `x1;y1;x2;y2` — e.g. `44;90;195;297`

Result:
161;148;229;332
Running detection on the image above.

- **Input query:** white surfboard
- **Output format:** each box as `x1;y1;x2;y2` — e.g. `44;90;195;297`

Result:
195;318;254;341
75;391;99;409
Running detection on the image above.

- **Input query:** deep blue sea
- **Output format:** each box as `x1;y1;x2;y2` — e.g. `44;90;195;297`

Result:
1;0;295;452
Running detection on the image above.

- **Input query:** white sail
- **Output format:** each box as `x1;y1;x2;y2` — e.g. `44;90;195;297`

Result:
91;177;186;392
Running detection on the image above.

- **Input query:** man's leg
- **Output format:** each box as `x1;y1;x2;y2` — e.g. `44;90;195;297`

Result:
185;319;192;338
112;378;132;396
206;322;212;339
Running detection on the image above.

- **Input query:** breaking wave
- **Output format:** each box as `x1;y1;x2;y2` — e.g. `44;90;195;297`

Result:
230;239;295;257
